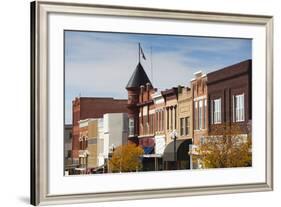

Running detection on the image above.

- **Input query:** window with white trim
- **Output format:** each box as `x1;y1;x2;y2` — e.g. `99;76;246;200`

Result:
185;117;190;135
180;118;184;136
213;98;221;124
200;136;205;145
129;118;134;136
233;94;245;122
194;101;198;130
198;100;203;129
204;99;207;129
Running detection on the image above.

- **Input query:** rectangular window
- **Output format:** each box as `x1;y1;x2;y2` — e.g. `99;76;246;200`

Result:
204;99;207;129
162;110;164;131
67;150;71;158
194;101;198;130
150;114;154;134
144;116;148;135
155;111;156;131
198;100;203;129
185;117;190;135
85;139;88;149
158;111;160;131
129;118;134;136
88;139;97;144
233;94;245;122
174;107;177;129
171;108;173;130
180;118;184;136
210;99;213;124
139;117;143;135
213;98;221;124
159;111;161;131
166;108;169;130
200;136;205;145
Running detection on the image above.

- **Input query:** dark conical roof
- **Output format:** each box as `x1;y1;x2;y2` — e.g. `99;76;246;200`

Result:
126;63;152;89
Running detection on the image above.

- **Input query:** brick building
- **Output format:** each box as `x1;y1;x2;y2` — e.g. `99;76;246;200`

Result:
137;83;157;149
72;97;128;163
152;92;166;155
77;118;101;173
191;71;208;146
124;59;252;171
162;87;178;145
161;86;192;170
126;63;153;143
64;124;73;175
207;59;252;134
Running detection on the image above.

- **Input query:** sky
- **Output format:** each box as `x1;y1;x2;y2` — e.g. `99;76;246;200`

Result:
64;31;252;124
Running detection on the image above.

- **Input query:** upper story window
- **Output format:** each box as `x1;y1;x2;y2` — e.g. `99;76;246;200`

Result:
194;101;198;130
180;118;184;136
180;116;190;136
166;108;169;130
233;94;245;122
204;99;207;129
213;98;222;124
200;136;206;145
185;117;190;135
129;118;134;136
198;100;203;129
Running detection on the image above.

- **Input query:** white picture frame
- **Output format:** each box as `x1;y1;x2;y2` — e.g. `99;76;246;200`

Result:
30;0;273;205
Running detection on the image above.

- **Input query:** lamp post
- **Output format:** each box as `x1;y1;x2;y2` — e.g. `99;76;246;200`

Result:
170;130;178;170
108;144;115;173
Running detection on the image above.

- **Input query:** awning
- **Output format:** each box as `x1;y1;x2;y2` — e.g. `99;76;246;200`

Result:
141;147;155;159
143;147;154;154
163;139;192;161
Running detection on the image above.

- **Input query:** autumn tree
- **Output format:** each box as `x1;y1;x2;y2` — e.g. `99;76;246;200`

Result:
109;143;144;173
197;123;252;168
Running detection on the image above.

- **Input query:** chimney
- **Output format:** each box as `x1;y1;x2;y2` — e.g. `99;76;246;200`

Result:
178;85;183;93
194;71;203;78
140;85;145;93
146;82;151;91
140;85;145;102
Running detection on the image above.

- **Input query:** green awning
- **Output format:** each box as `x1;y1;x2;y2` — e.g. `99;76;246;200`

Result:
163;139;192;161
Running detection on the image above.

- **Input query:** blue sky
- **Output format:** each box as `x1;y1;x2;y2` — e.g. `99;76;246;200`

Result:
65;31;252;124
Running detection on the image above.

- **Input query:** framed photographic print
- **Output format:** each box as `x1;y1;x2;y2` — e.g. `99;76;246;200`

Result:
30;0;273;205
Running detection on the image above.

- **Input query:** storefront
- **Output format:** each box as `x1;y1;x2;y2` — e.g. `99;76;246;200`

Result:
162;139;192;170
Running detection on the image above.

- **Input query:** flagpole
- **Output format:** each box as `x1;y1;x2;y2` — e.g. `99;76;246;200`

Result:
150;46;153;85
138;42;140;63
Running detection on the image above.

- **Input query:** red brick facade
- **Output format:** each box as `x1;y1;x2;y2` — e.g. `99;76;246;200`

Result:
207;59;252;134
137;83;157;147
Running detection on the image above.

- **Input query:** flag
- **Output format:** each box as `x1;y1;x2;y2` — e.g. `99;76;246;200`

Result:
138;43;146;61
140;47;146;60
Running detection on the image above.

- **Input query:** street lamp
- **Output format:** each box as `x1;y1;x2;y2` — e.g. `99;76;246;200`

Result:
170;130;178;169
108;144;115;173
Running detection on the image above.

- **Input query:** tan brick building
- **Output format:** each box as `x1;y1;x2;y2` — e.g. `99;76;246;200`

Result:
72;97;128;164
161;87;178;145
77;118;101;173
177;86;193;141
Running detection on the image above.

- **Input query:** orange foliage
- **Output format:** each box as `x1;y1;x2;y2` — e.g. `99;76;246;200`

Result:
109;143;144;173
197;123;252;168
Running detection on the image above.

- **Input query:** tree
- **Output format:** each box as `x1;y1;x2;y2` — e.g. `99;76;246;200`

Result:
197;123;252;168
109;143;144;173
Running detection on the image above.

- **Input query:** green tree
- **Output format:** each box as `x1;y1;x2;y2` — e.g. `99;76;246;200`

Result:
109;143;144;172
